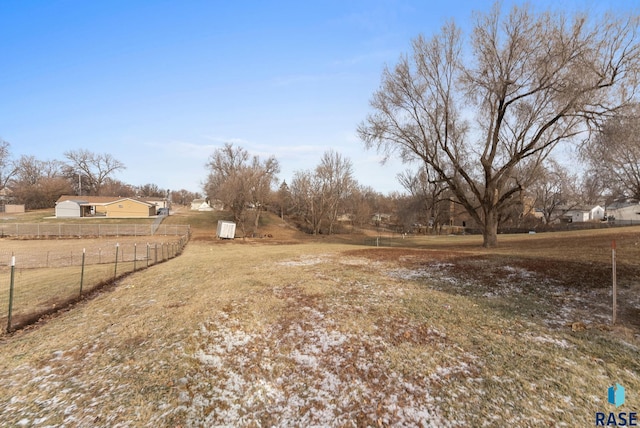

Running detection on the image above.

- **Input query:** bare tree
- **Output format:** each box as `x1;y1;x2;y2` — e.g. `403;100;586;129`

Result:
171;189;201;206
580;105;640;200
0;140;18;190
137;183;165;198
290;170;324;235
64;149;126;196
289;151;356;235
204;143;279;234
531;159;579;225
348;185;376;228
10;156;72;209
316;150;356;234
397;166;449;234
359;3;640;247
100;178;136;197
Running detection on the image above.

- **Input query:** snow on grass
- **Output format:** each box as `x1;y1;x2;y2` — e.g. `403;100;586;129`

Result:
276;254;330;267
525;333;573;349
178;286;471;427
386;259;621;331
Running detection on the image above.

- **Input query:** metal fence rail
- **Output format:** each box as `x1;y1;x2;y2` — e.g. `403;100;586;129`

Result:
0;234;190;332
0;223;190;238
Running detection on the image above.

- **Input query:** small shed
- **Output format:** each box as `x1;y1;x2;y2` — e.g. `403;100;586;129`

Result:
216;220;236;239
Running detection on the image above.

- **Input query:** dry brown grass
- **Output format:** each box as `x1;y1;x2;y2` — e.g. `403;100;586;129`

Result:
0;215;638;426
0;235;186;331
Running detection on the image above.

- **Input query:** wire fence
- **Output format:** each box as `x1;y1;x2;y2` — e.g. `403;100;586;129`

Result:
0;235;190;333
0;223;190;238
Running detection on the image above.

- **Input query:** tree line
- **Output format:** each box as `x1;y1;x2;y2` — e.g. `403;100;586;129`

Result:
0;144;201;209
205;3;640;246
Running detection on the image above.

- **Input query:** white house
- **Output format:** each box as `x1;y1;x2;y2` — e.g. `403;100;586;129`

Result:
190;199;213;211
565;205;605;223
607;202;640;222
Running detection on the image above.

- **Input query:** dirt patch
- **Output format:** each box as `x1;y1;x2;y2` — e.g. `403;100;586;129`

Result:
345;248;640;338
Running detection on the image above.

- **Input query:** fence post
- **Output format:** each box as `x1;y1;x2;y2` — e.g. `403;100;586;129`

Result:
79;248;86;297
134;243;137;271
612;239;617;325
114;243;119;280
146;243;150;267
7;256;15;332
155;243;158;264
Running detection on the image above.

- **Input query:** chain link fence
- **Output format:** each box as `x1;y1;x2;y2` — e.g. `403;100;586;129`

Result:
0;223;190;238
0;234;190;332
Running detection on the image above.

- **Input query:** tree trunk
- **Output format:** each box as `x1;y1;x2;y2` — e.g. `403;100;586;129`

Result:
254;208;261;230
482;210;499;248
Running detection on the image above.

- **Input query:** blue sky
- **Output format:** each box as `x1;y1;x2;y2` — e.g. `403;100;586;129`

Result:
0;0;637;195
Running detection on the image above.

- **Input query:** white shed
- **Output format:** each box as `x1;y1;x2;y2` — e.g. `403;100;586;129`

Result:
55;199;83;218
216;220;236;239
589;205;605;221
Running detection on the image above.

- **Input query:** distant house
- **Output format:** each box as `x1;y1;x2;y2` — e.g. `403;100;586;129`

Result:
191;199;213;211
606;201;640;222
190;198;224;211
564;205;605;223
55;195;156;218
143;197;170;214
371;213;392;223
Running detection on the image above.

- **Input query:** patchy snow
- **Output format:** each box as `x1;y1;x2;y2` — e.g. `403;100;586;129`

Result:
385;259;624;332
178;287;472;427
277;254;330;266
525;333;573;349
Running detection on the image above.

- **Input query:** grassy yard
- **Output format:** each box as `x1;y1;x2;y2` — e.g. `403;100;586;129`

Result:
0;210;638;426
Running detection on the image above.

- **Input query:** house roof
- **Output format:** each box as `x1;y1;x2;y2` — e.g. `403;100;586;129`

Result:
56;195;153;207
607;201;640;210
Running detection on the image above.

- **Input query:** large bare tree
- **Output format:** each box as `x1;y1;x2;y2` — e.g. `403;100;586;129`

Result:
64;149;126;196
359;3;640;247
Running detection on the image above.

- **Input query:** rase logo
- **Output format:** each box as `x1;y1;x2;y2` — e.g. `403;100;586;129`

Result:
596;383;637;426
610;384;626;408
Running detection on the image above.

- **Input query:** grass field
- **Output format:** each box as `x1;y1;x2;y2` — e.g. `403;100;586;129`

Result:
0;209;638;426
